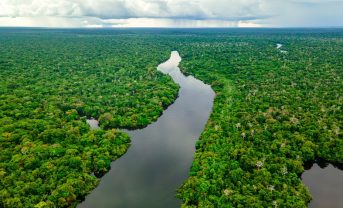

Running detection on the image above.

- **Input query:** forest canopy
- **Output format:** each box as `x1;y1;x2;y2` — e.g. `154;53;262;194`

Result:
0;29;178;208
0;28;342;208
171;29;343;207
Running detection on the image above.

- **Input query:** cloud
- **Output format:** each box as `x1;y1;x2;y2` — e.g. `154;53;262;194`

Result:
105;18;244;28
0;0;267;20
263;0;343;27
0;0;342;27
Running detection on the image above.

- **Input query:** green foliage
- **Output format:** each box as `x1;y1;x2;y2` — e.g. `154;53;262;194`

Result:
173;29;342;207
0;29;178;207
1;28;342;208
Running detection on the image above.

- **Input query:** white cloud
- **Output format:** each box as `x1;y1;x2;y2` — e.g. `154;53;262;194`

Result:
0;16;263;28
0;16;101;27
105;18;244;28
264;0;343;27
0;0;342;27
0;0;267;19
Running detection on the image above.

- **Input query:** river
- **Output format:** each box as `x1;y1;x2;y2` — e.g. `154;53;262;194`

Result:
276;43;287;53
79;51;215;208
302;160;343;208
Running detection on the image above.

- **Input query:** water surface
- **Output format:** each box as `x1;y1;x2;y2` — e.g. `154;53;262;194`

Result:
302;160;343;208
79;51;215;208
276;43;287;53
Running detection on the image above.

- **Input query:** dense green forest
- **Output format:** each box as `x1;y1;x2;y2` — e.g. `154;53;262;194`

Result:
170;29;343;207
0;29;178;207
0;28;342;207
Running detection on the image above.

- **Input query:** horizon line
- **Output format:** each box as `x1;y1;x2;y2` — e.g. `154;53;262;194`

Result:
1;26;343;29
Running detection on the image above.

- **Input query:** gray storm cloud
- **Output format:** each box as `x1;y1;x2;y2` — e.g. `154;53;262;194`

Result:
0;0;267;20
0;0;342;27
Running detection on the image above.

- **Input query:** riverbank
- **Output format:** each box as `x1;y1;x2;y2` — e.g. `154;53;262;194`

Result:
79;52;215;207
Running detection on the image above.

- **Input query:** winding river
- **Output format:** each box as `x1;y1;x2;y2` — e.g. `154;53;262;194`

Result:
79;51;215;207
80;50;343;208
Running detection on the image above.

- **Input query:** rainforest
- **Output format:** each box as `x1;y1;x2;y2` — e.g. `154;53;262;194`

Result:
0;28;342;208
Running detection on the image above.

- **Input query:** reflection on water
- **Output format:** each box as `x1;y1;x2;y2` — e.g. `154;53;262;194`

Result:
302;159;343;208
79;51;215;208
276;43;287;53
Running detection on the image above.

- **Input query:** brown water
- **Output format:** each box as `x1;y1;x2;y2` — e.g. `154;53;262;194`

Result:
79;51;215;208
302;160;343;208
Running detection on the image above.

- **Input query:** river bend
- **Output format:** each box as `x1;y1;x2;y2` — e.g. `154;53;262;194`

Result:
79;51;215;207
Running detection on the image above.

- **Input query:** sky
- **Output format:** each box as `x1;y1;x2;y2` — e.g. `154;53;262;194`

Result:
0;0;342;28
